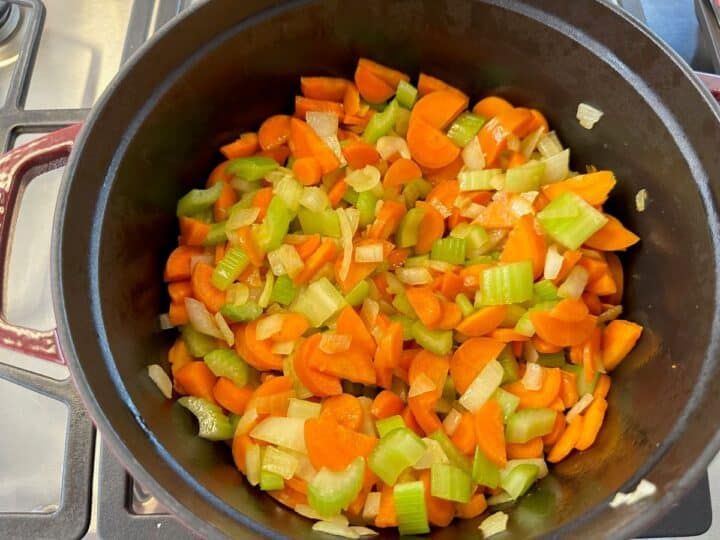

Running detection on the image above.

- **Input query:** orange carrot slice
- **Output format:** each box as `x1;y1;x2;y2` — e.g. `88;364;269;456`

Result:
383;158;422;188
473;399;507;468
293;334;343;397
602;319;643;370
300;76;350;101
410;90;469;130
407;116;460;169
450;337;505;394
191;262;226;313
472;96;513;119
294;95;345;118
304;415;377;471
542;171;616;206
455;305;507;337
320;393;364;431
500;215;547;279
584;215;640;251
220;132;258;159
258;115;292;150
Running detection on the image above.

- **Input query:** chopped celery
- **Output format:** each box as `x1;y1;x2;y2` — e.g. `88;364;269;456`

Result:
403;178;431;208
182;325;217;357
431;237;466;265
455;293;475;317
447;112;486;148
253;196;292;252
494;388;520;423
405;254;429;267
287;398;322;419
479;261;534;306
537;351;566;368
250;416;307;452
376;415;407;438
229;413;241;434
396;207;426;248
189;207;213;223
368;427;426;485
505;408;557;443
392;293;416;319
501;463;539;500
390;314;416;341
497;346;520;384
472;447;501;488
220;301;263;322
202;221;229;246
411;321;453;356
501;304;527;327
504;161;545;193
356;191;378;228
458;360;504;412
245;444;262;486
396;80;418;109
270;274;298;306
298;207;341;237
211;247;250;290
176;181;224;216
458;168;504;191
259;470;285;491
177;396;233;441
537;191;608;250
534;279;559;302
393;481;430;535
227;156;278;181
562;364;600;395
395;106;411;137
430;463;473;503
363;99;399;144
542;148;570;184
291;277;346;327
342;187;359;205
451;223;490;251
428;430;472;474
204;349;249;387
262;446;299;480
258;271;274;308
344;279;370;307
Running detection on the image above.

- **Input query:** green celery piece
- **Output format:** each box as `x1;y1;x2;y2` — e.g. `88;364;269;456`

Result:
259;470;284;491
182;325;217;357
233;189;260;210
343;187;359;205
446;112;486;147
466;252;501;265
291;277;346;327
394;481;430;536
537;191;608;250
298;207;341;237
562;364;600;395
189;207;214;223
229;413;242;434
534;279;559;302
479;261;534;305
390;314;415;341
411;321;453;356
497;346;520;384
273;176;304;211
392;293;417;319
502;304;527;327
344;279;370;307
253;196;292;252
176;181;224;217
368;427;426;485
178;396;233;441
430;462;473;503
308;457;365;517
394;106;411;137
494;388;520;423
220;301;262;322
504;161;545;193
204;349;249;387
202;221;228;246
211;247;250;290
451;222;489;251
356;191;378;228
428;430;472;474
537;351;566;368
405;254;429;267
396;207;426;248
458;168;503;191
431;236;466;265
270;274;298;306
506;408;557;443
396;80;418;109
455;293;475;317
442;377;457;403
376;415;407;438
472;447;501;488
363;99;399;144
501;463;539;499
226;156;278;181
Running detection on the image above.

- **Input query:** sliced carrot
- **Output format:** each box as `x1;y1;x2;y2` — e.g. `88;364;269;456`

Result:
308;342;377;385
401;405;424;437
410;90;469;130
587;271;617;297
294;95;345;118
179;217;210;246
232;434;253;474
477;195;515;229
289;117;340;174
368;199;407;240
593;374;612;400
337;306;376;356
175;361;217;402
507;437;544;459
553;249;583;284
251;187;274;221
581;326;602;384
269;485;307;509
286;476;309;495
268;313;309;341
414;201;445;254
585;215;640;251
423;155;464;183
542;171;616;206
435;301;463;330
294;234;322;260
473;399;507;468
507;151;528;169
472;96;513;119
408;350;449;400
455;305;508;337
456;492;488;519
602;319;643;370
407;116;460;169
342;140;380;169
292;156;322;186
582;292;604;315
426;179;459;210
527;109;549;134
382;156;421;186
242;320;283;370
542;412;566;446
293;334;342;397
207;160;231;186
532;335;563;354
419;469;454;527
387;247;410;269
551;298;590;322
500;215;547;279
168;301;189;326
354;64;394;104
234;226;265;267
212;179;237;222
374;321;404;389
604;252;624;304
370;390;405;419
547;416;584;463
504;367;562;409
300;76;349;101
293;238;337;285
343;83;361;117
258;114;292;151
489;328;531;342
575;398;608;451
560;370;579;409
213;378;253;415
530;311;597;347
304;415;377;471
321;393;364;431
450;337;505;394
259;145;290;165
451;413;476;455
328;179;348;207
164;245;204;282
408;392;443;435
191;262;226;313
405;286;442;327
439;272;463;300
375;483;398;528
220;132;258;159
357;58;409;88
417;72;467;100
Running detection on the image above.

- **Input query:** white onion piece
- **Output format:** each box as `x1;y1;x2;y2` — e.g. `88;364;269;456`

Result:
323;134;347;166
300;186;329;212
396;266;433;285
250;416;307;453
521;127;545;159
453;195;471;210
355;243;384;263
345;165;381;192
319;333;352;354
256;314;284;341
543;244;564;280
361;298;380;328
214;312;235;346
267;244;305;278
502;458;549;480
337;208;354;283
459;360;504;412
462;136;485;170
357;396;377;436
509;195;535;218
558;266;589;299
520;191;539;204
408;373;436;398
227;283;250;306
542;148;570;184
362;492;382;522
189;253;214;272
374;199;384;216
271;340;296;355
294;504;324;521
376;135;411;160
461;202;484;219
577;103;604;129
567;393;594;423
266;166;295;185
148;364;172;399
184;297;222;338
521;362;543;391
609;479;657;508
293;452;319;482
230;177;254;193
350;526;379;537
258;272;274;308
442;408;463;436
413;438;449;470
312;521;359;539
384;273;405;295
425;259;456;273
523;341;539;365
226;207;260;231
158;313;174;330
537;131;563;158
478;512;508;537
635;189;648;212
236;407;259;436
430;199;452;219
306;111;339;137
598;305;623;323
506;134;521;152
345;207;360;236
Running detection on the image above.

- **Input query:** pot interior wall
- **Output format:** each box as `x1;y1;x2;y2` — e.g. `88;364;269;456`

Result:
59;0;720;538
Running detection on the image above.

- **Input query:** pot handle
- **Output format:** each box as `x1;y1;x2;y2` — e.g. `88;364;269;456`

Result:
0;123;82;365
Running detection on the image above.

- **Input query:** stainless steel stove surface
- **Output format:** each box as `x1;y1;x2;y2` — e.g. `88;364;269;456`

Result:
0;1;717;539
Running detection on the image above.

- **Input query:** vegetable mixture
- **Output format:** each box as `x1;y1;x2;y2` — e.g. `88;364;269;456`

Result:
158;58;643;537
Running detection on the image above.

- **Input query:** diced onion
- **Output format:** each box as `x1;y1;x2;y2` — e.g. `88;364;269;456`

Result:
350;526;379;537
184;297;222;338
609;479;657;508
460;203;484;219
256;314;284;340
487;492;514;506
158;313;174;330
384;273;405;295
520;127;545;159
236;407;259;436
430;199;452;219
523;341;539;365
214;312;235;346
408;373;436;398
345;207;360;236
307;111;339;137
413;438;449;470
319;333;352;354
503;458;549;480
566;393;594;423
462;136;485;170
442;408;463;436
459;360;504;412
521;361;543;391
635;188;648;212
537;131;563;158
271;340;296;355
266;166;295;185
425;259;456;273
250;416;307;453
190;253;214;272
453;195;471;210
226;207;260;231
294;452;319;482
543;244;564;280
295;504;324;520
148;364;173;399
577;103;604;129
323;134;347;166
258;271;274;308
362;492;382;522
354;243;384;263
267;244;305;278
337;208;354;283
312;521;360;539
396;266;433;285
376;135;411;160
598;305;623;323
227;283;250;305
506;134;521;152
230;177;254;193
542;148;570;184
374;199;384;215
520;191;539;204
345;165;381;192
300;186;330;212
478;511;509;537
361;298;380;328
558;266;589;299
509;195;534;218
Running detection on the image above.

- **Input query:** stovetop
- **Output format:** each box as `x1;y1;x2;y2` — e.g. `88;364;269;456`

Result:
0;1;717;539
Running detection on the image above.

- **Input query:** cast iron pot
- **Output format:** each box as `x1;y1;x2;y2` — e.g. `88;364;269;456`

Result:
3;0;718;538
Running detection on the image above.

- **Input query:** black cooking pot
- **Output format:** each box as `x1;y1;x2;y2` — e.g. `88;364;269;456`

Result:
2;0;715;538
